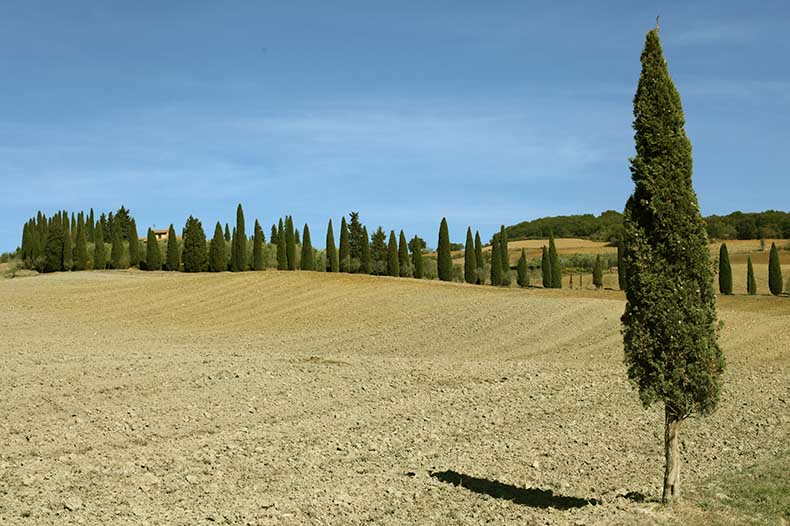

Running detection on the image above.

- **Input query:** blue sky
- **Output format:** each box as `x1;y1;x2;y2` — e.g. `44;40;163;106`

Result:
1;1;788;251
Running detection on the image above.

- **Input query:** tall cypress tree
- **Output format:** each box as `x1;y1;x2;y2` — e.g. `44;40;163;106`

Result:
541;246;551;288
348;212;365;272
209;222;226;272
339;217;351;273
517;248;529;288
386;230;399;277
87;209;95;242
360;226;371;274
225;223;231;242
768;242;783;295
75;223;89;271
490;237;502;286
128;219;140;267
370;227;387;275
181;216;208;272
286;216;296;271
718;243;732;295
437;218;451;281
617;243;626;290
325;219;338;272
499;225;509;283
746;256;757;295
110;226;124;269
233;204;246;271
593;254;603;289
549;235;561;288
93;227;107;270
464;227;476;284
166;224;179;271
270;224;277;244
411;235;424;279
300;223;314;270
294;228;300;245
253;219;264;271
398;230;411;277
276;219;287;270
43;218;64;273
622;26;724;503
474;230;484;285
62;220;73;271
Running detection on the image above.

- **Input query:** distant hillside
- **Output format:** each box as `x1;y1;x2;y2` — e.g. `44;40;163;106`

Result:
505;210;790;242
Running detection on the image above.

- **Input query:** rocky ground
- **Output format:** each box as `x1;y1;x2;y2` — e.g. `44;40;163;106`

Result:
0;270;788;525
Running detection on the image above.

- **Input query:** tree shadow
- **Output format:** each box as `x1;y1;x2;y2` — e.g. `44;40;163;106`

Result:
429;470;600;510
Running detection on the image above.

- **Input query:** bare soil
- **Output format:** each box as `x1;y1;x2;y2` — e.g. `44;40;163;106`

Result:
0;271;788;525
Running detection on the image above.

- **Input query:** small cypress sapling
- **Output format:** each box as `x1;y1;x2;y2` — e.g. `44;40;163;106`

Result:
253;219;264;271
517;248;529;288
209;222;226;272
94;227;107;270
300;223;314;270
464;227;476;284
325;219;338;272
593;254;603;289
411;235;423;279
398;230;411;277
541;246;551;288
277;219;287;270
718;243;732;295
387;230;399;277
110;226;124;269
474;230;484;284
360;226;371;274
128;219;140;267
617;243;626;290
768;242;783;295
166;224;179;271
286;216;296;270
339;217;350;273
746;256;757;295
437;218;451;281
75;223;89;271
490;237;502;286
549;235;561;288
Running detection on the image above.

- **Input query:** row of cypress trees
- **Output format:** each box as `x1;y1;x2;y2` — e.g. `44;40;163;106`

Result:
718;241;783;295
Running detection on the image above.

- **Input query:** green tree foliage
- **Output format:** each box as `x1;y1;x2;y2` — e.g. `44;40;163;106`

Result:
746;256;757;295
348;212;366;272
387;230;399;277
517;248;529;288
622;27;724;503
110;226;125;269
541;246;551;288
274;219;285;270
410;235;423;279
128;219;140;267
62;220;73;271
437;218;451;281
301;223;314;270
43;219;65;273
768;242;783;295
549;235;561;288
182;216;208;272
325;219;338;272
464;227;476;284
294;228;300;245
286;216;296;271
360;226;371;274
339;217;351;273
593;254;603;289
370;227;387;275
74;223;89;271
225;223;231;242
474;231;484;284
209;222;226;272
398;230;411;277
253;219;265;271
166;224;179;271
490;237;502;286
718;243;732;295
499;225;509;279
617;243;626;290
94;227;107;270
232;204;246;271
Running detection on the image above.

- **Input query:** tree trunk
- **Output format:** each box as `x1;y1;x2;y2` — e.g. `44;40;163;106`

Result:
662;405;683;503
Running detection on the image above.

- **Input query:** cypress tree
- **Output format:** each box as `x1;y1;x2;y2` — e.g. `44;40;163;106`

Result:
325;219;338;272
370;227;387;275
541;246;551;288
398;230;411;277
253;219;264;271
277;219;287;270
339;217;351;273
387;230;399;277
286;216;296;271
718;243;732;295
110;226;124;269
437;218;451;281
348;212;365;272
474;231;484;285
490;237;502;286
232;204;246;271
294;228;300;245
62;220;73;271
166;224;179;271
230;227;238;270
768;242;783;295
549;235;561;288
617;243;626;291
464;227;476;284
593;254;603;289
225;223;231;242
517;248;529;288
87;209;95;242
499;225;509;282
622;26;724;503
209;222;226;272
93;227;107;270
300;223;314;270
43;219;64;273
360;226;371;274
75;223;89;271
128;219;140;267
181;216;207;272
411;235;424;279
746;256;757;295
270;224;277;244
